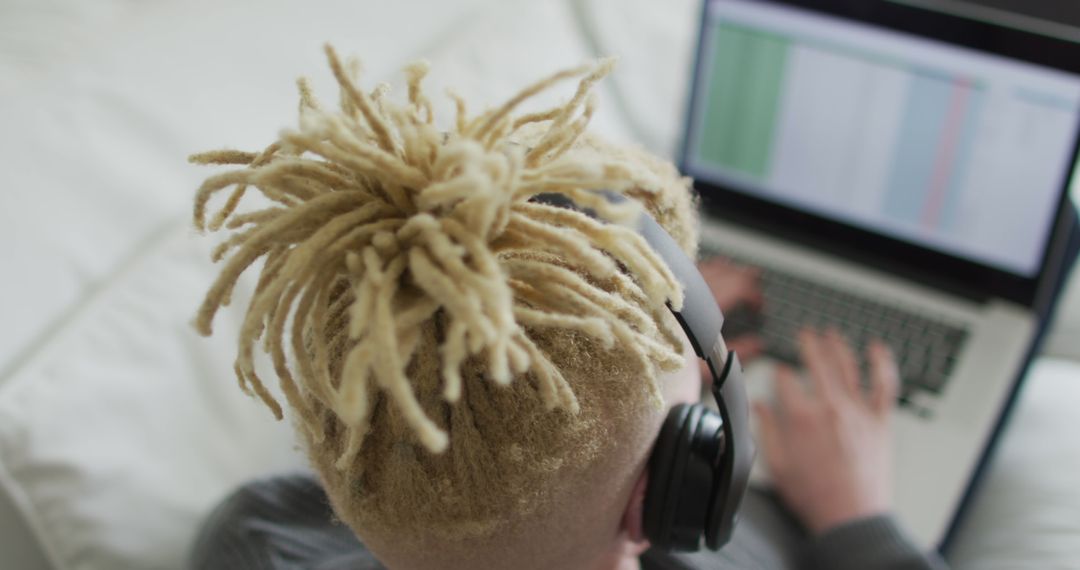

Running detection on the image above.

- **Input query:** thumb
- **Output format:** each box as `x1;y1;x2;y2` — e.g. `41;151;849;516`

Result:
754;401;786;479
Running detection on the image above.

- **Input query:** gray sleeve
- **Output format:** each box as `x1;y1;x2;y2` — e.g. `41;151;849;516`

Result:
188;473;382;570
805;515;949;570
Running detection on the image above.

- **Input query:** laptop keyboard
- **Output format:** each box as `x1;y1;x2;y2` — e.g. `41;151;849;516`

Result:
707;250;970;417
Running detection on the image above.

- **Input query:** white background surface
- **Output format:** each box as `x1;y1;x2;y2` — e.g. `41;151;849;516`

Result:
0;0;1078;569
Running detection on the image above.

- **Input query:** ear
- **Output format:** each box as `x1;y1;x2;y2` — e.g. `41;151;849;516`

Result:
621;469;650;545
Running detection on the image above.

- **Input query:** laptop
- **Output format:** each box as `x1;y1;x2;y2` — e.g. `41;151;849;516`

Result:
680;0;1080;550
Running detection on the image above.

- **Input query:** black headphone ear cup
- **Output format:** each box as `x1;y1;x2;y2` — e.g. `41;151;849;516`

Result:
643;403;700;550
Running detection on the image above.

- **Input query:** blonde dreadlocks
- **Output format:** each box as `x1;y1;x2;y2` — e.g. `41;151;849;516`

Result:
192;45;699;543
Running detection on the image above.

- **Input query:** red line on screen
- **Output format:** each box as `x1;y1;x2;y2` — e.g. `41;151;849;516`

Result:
922;78;971;230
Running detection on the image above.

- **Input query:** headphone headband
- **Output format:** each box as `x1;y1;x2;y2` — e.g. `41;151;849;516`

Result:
531;192;754;551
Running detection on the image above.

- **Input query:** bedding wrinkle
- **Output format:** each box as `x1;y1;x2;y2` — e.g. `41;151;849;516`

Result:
0;220;185;390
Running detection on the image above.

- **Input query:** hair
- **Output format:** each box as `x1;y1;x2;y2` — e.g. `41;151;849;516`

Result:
191;45;699;564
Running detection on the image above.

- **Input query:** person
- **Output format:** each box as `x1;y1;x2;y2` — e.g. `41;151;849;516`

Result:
187;49;948;570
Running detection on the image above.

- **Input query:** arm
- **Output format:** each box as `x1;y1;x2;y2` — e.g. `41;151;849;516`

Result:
698;259;945;569
755;329;949;570
806;515;948;570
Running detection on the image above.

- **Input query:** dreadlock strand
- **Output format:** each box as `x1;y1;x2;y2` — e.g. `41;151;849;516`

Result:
193;170;255;231
510;107;561;131
394;294;441;332
514;195;634;234
486;334;513;385
505;258;654;337
368;262;449;453
323;279;356;348
370;83;391;111
208;185;250;232
220;199;385;341
403;60;434;125
505;214;617;279
626;237;685;310
348;274;378;339
411;220;503;312
297;77;322;114
189;150;258;166
543;95;598;164
513;307;615;347
310;273;347;406
279;128;423;199
440;320;468;402
407;246;496;343
338;343;376;426
394;111;434;180
255;247;292;347
237;363;285;420
469;61;594;140
481;115;516;152
507;336;532;375
320;116;418;212
334;411;373;471
255;159;355;196
207;142;286;231
517;202;680;308
290;273;338;406
267;321;321;443
525;58;614;167
653;306;687;361
323;44;398;154
210;225;259;263
517;335;579;413
224;208;286;231
440;219;517;345
196;188;377;334
446;89;469;135
516;287;632;355
415;170;489;213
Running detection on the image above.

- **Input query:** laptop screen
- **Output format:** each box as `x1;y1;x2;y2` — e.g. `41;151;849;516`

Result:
683;0;1080;278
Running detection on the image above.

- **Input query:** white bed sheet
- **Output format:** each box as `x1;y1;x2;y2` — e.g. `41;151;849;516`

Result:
1;0;1079;569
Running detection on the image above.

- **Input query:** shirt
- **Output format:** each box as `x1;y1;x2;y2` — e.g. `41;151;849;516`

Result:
189;472;947;570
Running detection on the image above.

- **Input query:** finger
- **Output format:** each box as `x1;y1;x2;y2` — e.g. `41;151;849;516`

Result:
727;335;764;362
733;267;765;309
825;328;861;399
696;257;734;286
698;258;764;310
774;364;806;416
754;401;787;477
798;328;838;402
868;340;900;416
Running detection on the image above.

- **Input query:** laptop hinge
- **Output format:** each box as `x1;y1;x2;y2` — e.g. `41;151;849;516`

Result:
701;202;993;306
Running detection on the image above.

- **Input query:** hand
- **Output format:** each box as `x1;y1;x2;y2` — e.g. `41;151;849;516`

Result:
697;256;764;367
754;328;900;534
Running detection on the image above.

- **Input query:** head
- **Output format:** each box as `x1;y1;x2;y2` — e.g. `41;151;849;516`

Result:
192;47;702;569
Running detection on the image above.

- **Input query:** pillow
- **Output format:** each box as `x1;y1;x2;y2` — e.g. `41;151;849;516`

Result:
573;0;699;156
945;357;1080;568
0;225;306;570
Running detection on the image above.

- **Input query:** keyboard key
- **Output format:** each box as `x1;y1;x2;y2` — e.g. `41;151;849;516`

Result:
713;252;970;407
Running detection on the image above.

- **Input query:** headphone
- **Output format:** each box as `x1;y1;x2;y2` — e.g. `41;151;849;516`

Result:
532;192;754;552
